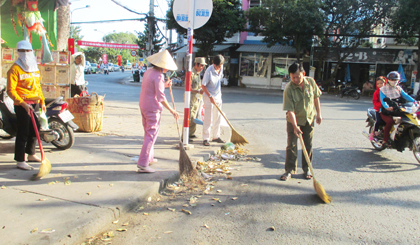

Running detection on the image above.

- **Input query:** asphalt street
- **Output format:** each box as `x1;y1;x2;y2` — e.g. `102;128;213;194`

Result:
83;71;420;244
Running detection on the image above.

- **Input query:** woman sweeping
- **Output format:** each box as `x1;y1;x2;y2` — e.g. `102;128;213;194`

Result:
137;50;179;173
7;40;45;170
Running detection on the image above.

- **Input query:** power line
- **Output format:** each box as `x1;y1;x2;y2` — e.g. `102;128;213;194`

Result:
71;18;146;24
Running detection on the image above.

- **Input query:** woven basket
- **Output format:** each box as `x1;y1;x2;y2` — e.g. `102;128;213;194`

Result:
66;92;104;132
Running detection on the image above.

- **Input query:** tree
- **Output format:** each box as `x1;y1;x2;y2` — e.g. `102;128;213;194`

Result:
316;0;395;82
135;22;164;57
246;0;325;62
390;0;420;82
166;0;246;59
70;25;84;51
56;5;70;51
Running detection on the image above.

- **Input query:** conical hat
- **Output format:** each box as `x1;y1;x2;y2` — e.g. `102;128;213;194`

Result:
146;50;178;71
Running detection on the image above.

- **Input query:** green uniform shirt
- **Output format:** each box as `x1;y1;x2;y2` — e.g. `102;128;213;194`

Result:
283;77;322;126
191;67;201;94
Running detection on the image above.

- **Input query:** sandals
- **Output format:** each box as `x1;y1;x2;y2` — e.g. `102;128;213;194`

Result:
212;138;225;143
203;140;210;146
305;171;313;180
280;172;292;181
137;166;156;173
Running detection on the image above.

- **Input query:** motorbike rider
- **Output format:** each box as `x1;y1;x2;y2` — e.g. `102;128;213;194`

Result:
380;71;416;147
369;76;386;140
6;40;45;170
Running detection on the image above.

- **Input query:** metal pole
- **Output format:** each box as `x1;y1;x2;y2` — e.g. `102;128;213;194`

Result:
148;0;155;56
182;0;195;145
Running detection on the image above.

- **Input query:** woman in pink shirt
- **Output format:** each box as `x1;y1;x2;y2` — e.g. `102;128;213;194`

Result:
137;50;179;173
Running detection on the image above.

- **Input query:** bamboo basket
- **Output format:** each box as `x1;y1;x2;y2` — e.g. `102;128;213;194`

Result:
66;92;104;132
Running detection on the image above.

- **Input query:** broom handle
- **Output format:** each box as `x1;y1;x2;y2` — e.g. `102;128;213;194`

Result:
298;134;315;178
213;103;235;130
168;86;182;140
30;110;45;160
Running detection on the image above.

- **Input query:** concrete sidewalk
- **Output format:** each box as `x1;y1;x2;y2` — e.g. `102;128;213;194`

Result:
0;101;222;245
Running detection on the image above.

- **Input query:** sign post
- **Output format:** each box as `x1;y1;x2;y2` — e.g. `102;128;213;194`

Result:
173;0;212;146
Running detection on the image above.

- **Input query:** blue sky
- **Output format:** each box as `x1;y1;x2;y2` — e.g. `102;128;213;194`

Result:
70;0;172;42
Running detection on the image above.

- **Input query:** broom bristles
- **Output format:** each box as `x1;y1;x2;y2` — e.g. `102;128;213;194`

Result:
231;129;248;146
313;179;332;204
31;159;51;181
178;142;197;176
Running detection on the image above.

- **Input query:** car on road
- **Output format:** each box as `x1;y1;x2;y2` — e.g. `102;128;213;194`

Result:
90;63;98;74
113;64;120;72
126;63;132;70
84;61;92;74
108;63;114;72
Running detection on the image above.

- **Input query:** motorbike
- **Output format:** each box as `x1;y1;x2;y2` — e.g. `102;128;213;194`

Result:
121;66;124;73
362;98;420;163
0;89;78;150
339;82;361;100
104;66;109;75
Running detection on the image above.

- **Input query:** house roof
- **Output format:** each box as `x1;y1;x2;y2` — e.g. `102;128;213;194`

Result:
236;44;296;54
174;45;232;54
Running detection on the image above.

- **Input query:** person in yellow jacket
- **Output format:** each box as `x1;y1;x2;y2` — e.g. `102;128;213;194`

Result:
7;40;45;170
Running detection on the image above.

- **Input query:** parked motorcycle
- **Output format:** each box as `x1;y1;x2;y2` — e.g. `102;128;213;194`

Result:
363;98;420;163
0;89;78;150
339;82;361;100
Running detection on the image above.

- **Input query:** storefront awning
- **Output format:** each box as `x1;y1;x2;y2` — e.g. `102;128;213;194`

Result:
236;44;296;54
174;46;199;54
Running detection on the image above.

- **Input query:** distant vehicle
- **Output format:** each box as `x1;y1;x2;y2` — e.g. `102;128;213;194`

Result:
113;64;120;72
103;64;109;75
90;63;98;74
108;63;114;72
84;61;92;74
126;63;132;70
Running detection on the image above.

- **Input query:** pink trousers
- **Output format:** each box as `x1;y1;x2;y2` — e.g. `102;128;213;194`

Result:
137;110;161;167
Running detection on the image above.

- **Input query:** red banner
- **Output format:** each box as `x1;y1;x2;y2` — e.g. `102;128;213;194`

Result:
77;40;140;49
103;54;107;64
118;55;121;66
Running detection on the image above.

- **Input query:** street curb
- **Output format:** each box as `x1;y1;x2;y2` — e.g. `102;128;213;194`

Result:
56;150;216;244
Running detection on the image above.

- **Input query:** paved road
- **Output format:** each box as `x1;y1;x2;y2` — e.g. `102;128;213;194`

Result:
83;72;420;244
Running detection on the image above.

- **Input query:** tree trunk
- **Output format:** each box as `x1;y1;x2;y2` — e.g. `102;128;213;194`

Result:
56;5;70;51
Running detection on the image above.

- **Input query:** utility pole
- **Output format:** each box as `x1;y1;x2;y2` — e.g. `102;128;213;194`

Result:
147;0;155;56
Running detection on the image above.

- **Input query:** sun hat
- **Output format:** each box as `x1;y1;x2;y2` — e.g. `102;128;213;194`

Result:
194;57;207;65
17;40;33;50
146;50;178;71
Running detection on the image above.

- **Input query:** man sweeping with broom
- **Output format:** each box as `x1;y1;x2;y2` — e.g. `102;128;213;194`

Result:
281;62;322;181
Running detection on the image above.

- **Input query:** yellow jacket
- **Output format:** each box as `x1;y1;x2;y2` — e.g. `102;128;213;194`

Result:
7;64;45;106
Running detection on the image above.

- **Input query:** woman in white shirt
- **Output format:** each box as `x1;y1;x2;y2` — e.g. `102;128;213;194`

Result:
70;52;86;97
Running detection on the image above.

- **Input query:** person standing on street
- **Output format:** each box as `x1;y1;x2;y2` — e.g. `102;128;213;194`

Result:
137;50;179;173
7;40;45;170
183;57;206;141
201;54;225;146
70;52;86;97
281;62;322;181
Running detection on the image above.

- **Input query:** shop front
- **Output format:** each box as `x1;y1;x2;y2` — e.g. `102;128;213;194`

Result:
237;45;296;89
315;47;419;91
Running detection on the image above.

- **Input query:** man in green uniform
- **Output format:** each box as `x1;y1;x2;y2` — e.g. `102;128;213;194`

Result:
187;57;206;139
281;62;322;181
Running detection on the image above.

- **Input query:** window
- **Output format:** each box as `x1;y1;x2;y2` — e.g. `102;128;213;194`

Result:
240;53;269;77
271;54;297;78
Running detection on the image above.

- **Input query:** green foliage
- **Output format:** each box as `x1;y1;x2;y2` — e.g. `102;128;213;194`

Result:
82;32;138;65
70;25;84;50
390;0;420;46
135;22;164;56
166;0;246;58
246;0;324;61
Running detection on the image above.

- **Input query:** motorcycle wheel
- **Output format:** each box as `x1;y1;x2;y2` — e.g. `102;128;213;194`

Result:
369;126;385;151
48;118;75;150
351;90;360;100
412;136;420;163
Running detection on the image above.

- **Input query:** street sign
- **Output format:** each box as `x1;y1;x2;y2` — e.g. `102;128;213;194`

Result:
130;50;137;57
173;0;213;29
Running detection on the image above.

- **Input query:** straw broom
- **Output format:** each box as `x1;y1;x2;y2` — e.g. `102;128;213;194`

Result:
213;103;248;146
168;86;197;176
298;134;331;203
30;110;51;181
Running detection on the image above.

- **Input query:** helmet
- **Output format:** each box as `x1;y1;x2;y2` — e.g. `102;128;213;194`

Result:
387;71;400;81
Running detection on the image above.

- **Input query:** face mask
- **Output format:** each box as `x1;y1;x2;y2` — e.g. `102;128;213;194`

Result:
388;81;397;87
16;51;39;72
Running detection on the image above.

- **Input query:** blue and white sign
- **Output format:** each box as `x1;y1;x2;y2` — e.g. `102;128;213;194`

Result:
173;0;213;29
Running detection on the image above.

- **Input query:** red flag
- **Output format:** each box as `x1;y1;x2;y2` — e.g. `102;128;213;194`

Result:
118;55;121;66
68;38;75;64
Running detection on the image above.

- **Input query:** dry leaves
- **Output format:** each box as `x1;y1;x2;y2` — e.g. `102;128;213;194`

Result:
116;228;127;232
30;228;38;234
87;192;91;196
181;209;192;215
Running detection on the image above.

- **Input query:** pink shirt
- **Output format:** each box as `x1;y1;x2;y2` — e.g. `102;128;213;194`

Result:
139;68;166;112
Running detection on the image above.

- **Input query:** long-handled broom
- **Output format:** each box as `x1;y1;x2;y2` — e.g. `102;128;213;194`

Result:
168;86;196;176
213;103;248;146
30;110;51;180
298;134;331;203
